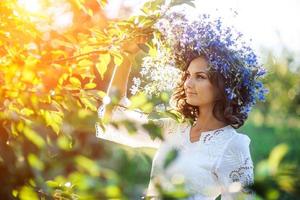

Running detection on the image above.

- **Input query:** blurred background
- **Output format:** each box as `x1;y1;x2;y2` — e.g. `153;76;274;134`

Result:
0;0;299;199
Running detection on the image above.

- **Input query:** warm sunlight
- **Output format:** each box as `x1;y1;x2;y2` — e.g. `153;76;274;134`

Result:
17;0;73;32
18;0;42;13
1;0;299;199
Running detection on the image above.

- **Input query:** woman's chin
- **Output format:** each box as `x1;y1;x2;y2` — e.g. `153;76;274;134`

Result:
186;99;199;106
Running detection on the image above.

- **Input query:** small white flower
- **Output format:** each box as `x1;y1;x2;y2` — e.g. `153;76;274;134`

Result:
129;85;139;95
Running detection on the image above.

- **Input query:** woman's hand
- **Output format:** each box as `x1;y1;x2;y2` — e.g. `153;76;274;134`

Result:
122;35;150;57
106;34;151;100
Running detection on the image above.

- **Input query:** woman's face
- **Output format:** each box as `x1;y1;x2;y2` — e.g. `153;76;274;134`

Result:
183;56;219;107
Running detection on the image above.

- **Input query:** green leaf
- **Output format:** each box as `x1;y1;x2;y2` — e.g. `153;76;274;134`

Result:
84;82;97;89
87;8;93;17
80;97;97;111
20;108;34;116
185;1;195;7
75;0;94;17
160;92;170;102
57;135;73;150
46;180;60;188
28;153;44;170
105;185;121;198
90;28;107;40
142;121;163;140
23;126;46;148
121;120;138;135
141;102;154;113
78;59;93;68
163;109;183;123
142;0;165;14
96;54;111;79
268;143;289;174
51;39;74;49
75;156;100;176
19;186;39;200
112;52;123;66
51;50;67;57
129;92;148;109
40;110;63;134
58;73;69;85
69;77;81;88
97;0;108;8
149;45;158;57
97;90;107;98
170;0;195;7
163;148;179;169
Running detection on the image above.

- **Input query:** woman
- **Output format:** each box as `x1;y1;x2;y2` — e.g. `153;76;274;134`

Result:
96;13;267;200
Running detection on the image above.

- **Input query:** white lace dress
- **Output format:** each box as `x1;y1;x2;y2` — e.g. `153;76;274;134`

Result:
96;97;255;200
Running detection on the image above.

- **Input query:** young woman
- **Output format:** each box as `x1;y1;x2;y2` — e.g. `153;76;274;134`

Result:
96;13;267;200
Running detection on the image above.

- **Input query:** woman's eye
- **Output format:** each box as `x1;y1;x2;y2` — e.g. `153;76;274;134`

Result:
196;75;205;79
185;73;206;79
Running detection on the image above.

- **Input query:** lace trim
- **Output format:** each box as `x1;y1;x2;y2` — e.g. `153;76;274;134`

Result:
228;157;254;194
203;129;225;143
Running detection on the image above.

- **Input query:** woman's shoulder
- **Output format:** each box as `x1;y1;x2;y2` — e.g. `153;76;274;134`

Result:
226;130;252;153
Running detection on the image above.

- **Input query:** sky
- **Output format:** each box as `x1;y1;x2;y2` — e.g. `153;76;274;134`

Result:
104;0;300;55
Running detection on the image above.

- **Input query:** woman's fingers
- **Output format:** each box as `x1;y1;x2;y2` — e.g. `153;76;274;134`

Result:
136;35;150;44
122;34;150;54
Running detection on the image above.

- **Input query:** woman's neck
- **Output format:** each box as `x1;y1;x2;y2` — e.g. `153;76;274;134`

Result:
193;105;226;131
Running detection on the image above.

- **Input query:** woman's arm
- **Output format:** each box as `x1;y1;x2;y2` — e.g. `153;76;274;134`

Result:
102;53;133;120
103;35;147;120
214;134;255;200
96;96;176;149
97;36;176;149
107;54;133;98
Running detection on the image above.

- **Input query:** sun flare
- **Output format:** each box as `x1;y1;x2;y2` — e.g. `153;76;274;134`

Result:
18;0;42;13
17;0;73;31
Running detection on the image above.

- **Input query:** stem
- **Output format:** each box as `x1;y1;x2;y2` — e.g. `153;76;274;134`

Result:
50;49;109;64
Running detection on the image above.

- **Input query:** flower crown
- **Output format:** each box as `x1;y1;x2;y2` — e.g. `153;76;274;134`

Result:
155;11;269;116
130;11;269;116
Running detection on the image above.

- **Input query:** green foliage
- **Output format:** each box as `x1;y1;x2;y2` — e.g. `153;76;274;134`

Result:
163;148;178;169
255;49;300;127
0;0;194;199
1;0;299;199
252;143;300;199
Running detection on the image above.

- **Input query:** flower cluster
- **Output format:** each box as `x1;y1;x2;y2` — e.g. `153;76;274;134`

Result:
132;10;269;116
130;43;181;97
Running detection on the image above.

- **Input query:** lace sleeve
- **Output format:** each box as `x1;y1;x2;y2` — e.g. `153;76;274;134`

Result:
95;96;176;149
214;134;255;200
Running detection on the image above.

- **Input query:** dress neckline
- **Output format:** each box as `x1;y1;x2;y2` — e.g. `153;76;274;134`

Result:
186;123;233;144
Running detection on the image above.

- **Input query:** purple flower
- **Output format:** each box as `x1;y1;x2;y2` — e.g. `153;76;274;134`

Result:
154;11;268;116
225;88;236;100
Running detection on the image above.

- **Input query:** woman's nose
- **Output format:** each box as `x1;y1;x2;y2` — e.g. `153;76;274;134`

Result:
184;77;193;89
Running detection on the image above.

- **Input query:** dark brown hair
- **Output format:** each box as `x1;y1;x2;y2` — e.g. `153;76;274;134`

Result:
171;54;248;129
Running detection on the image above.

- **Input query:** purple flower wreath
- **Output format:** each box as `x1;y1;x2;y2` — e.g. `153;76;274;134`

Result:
154;11;269;116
